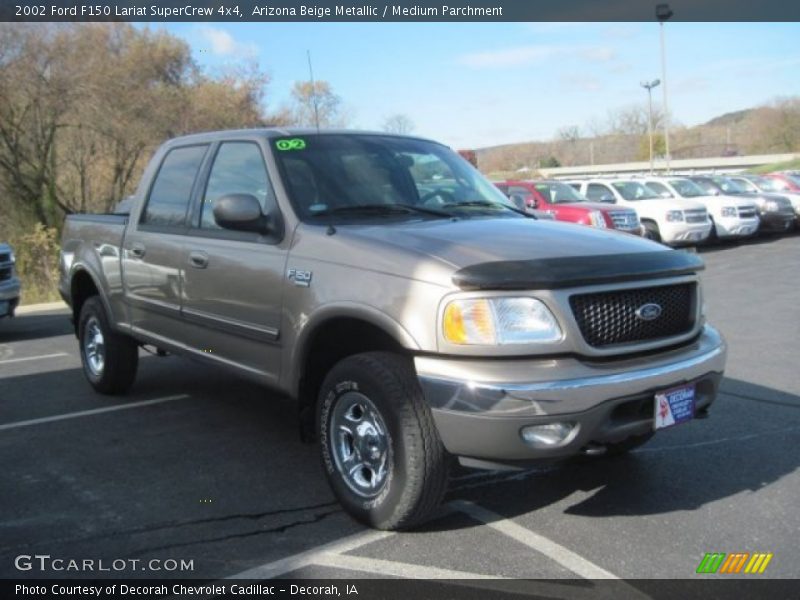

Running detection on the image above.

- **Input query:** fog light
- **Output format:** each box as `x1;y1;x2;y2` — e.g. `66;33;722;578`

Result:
520;422;577;448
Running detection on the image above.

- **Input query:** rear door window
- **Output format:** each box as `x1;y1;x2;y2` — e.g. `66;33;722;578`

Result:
586;183;615;202
142;145;209;228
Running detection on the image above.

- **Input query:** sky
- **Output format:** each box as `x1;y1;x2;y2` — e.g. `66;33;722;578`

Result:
151;22;800;149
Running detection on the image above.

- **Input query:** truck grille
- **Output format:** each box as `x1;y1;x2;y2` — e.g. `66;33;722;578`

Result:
737;206;757;219
684;209;708;224
608;210;640;230
0;253;9;263
0;267;11;282
569;283;696;348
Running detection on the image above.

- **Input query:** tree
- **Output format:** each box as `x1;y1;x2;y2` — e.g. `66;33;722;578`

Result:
288;80;347;128
382;114;414;134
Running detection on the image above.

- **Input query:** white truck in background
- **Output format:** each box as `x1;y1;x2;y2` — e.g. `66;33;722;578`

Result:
643;176;759;241
568;179;712;246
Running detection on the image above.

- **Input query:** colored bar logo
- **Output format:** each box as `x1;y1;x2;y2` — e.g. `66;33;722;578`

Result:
696;552;773;574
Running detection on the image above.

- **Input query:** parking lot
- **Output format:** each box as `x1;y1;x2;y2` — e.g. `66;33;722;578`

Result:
1;234;798;585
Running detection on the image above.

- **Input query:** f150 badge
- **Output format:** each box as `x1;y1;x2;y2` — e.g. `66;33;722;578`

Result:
287;268;312;287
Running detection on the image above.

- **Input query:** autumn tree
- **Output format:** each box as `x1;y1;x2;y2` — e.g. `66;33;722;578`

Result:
288;80;348;128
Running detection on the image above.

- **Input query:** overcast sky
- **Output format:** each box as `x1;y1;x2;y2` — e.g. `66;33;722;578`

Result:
154;22;800;148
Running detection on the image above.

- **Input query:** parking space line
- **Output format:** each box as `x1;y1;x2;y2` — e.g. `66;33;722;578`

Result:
0;394;190;431
314;552;504;579
227;529;394;579
452;501;622;580
0;352;69;366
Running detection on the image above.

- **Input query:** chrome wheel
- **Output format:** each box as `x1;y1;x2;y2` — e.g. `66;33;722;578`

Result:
83;317;105;377
329;392;391;498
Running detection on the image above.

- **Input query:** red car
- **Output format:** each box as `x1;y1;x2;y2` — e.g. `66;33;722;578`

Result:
763;172;800;193
495;180;643;235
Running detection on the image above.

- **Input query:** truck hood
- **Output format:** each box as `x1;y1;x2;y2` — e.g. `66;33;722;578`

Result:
300;217;677;288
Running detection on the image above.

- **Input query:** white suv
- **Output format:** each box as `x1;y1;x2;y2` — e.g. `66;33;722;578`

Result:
643;176;759;240
569;179;712;246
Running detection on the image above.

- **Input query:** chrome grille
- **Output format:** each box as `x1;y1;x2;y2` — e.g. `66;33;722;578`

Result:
684;209;708;224
570;283;696;348
737;206;757;219
609;210;640;230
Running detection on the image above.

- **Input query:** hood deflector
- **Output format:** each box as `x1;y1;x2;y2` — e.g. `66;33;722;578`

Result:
452;251;704;291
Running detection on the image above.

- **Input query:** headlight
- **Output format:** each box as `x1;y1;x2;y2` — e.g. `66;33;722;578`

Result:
765;200;779;212
442;297;562;345
588;210;607;228
665;210;684;222
721;206;737;217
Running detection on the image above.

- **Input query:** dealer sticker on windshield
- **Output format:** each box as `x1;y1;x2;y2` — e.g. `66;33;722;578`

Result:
654;383;696;430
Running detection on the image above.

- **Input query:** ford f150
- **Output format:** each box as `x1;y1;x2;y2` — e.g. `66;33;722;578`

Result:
59;130;727;529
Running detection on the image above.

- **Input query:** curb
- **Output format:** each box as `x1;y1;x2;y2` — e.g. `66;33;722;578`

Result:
16;301;69;315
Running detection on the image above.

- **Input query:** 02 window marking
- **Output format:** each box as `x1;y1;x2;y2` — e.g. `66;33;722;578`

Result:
275;138;307;151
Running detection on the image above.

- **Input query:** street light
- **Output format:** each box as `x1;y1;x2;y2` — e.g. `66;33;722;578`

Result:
640;79;661;173
656;3;673;171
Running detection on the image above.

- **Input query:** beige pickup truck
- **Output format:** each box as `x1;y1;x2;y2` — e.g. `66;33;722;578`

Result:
59;129;727;529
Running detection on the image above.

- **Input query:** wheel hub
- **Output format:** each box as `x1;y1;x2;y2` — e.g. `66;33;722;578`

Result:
83;317;105;377
329;392;391;498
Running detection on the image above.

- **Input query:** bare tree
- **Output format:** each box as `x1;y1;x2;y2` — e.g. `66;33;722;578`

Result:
382;114;415;134
288;80;347;128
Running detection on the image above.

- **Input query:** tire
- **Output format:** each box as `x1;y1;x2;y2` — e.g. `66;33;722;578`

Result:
78;296;138;395
707;217;719;243
318;352;449;530
642;221;661;242
602;432;655;457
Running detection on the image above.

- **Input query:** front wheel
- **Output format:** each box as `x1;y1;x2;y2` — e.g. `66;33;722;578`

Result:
642;221;661;242
78;296;139;394
318;352;449;530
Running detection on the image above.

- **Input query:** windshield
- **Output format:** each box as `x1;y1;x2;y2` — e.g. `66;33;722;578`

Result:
611;181;660;201
271;134;518;220
669;179;705;198
711;176;746;194
747;176;780;192
533;182;586;204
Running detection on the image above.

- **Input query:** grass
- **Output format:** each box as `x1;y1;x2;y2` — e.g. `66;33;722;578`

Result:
747;158;800;174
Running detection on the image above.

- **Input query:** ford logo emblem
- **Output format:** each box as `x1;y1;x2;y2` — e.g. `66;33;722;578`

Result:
635;303;662;321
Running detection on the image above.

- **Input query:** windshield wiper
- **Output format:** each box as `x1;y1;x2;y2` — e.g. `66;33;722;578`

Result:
440;200;534;218
310;203;452;218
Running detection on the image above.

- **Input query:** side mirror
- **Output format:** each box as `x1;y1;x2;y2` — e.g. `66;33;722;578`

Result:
600;195;615;203
213;194;271;234
660;191;673;198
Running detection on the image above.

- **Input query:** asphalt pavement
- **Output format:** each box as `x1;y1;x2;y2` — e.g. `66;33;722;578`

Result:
1;233;798;585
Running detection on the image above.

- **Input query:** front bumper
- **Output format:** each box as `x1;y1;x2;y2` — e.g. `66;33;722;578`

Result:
416;325;726;462
715;217;759;239
660;221;712;245
759;211;795;232
0;277;21;317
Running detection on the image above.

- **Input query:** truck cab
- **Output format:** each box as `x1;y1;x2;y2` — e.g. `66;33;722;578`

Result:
568;178;712;246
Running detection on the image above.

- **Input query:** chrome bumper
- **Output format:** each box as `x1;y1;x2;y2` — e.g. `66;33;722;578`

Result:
416;325;727;461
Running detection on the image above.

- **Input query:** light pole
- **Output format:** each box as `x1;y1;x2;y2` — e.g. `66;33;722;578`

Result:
656;3;673;171
640;79;660;173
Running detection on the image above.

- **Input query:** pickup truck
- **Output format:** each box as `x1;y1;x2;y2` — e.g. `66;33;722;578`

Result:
568;179;713;246
0;243;21;319
495;180;643;234
59;129;727;530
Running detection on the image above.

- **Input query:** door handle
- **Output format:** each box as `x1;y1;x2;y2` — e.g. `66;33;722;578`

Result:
189;251;209;269
129;243;146;259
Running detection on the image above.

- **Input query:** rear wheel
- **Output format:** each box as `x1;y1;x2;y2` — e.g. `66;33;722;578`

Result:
318;352;449;530
78;296;138;395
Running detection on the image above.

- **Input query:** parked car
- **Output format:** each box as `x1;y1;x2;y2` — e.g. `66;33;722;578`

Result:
0;243;21;319
568;178;712;246
730;174;800;224
763;172;800;194
59;129;727;530
495;180;642;235
688;175;794;233
643;177;759;241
